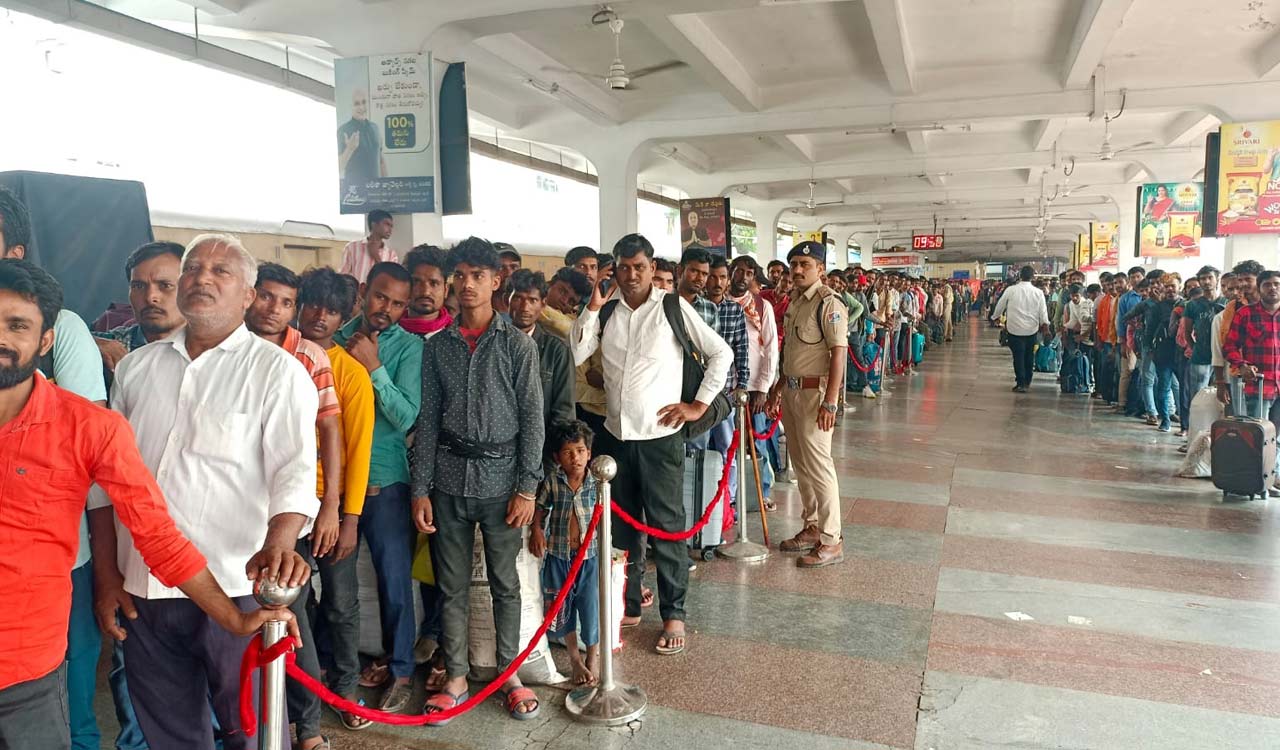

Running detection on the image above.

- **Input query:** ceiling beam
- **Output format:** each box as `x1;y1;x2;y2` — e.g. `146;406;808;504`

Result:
1255;29;1280;78
1163;111;1218;146
474;33;622;126
827;181;1137;207
772;134;817;162
179;0;246;14
652;142;714;174
1122;163;1150;183
904;130;929;154
1031;118;1068;150
862;0;916;95
641;12;763;111
710;146;1200;191
1061;0;1137;88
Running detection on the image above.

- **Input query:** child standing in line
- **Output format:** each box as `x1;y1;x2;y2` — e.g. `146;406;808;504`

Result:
528;420;601;686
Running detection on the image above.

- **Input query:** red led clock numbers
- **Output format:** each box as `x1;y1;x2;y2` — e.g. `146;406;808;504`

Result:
912;234;944;250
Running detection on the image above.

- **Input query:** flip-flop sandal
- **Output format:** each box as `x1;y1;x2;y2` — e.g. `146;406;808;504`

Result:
620;616;642;630
331;705;373;732
763;500;778;513
501;686;541;721
655;631;685;656
425;664;448;693
641;588;654;608
423;688;469;727
358;661;390;688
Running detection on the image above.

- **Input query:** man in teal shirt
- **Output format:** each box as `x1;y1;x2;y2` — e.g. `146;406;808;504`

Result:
334;262;423;714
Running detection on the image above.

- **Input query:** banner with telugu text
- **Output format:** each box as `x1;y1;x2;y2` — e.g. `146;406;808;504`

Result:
335;53;435;214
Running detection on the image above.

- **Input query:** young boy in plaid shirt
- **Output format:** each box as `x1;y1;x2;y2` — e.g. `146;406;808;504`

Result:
528;420;601;685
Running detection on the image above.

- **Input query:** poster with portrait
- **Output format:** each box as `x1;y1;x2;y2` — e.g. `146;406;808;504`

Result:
1137;182;1202;256
1091;221;1120;268
679;197;731;257
335;53;435;214
1215;121;1280;235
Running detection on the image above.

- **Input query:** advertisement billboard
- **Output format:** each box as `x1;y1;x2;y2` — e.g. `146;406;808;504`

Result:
1214;121;1280;235
1137;182;1202;256
335;53;435;214
680;197;731;257
1091;221;1120;268
872;253;923;268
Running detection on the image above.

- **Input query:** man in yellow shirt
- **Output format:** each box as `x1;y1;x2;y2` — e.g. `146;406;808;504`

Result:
297;267;376;730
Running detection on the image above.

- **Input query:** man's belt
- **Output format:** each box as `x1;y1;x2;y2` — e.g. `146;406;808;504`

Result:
785;376;825;390
439;430;517;460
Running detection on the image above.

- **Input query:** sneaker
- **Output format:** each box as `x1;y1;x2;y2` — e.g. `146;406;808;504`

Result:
1158;420;1172;433
862;386;877;399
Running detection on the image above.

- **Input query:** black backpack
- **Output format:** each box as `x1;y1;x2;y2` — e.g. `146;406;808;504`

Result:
599;294;732;439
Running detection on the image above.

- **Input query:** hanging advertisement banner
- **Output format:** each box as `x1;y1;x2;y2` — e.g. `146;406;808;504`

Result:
791;230;828;247
1214;121;1280;235
335;53;435;214
680;197;731;257
1137;182;1202;256
871;253;923;268
1090;221;1120;268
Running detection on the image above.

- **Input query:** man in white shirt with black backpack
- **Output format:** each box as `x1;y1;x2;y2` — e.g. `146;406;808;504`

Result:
992;265;1051;393
570;234;731;657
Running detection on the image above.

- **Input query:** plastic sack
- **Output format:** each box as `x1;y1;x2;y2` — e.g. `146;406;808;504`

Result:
1188;387;1224;440
1177;429;1213;478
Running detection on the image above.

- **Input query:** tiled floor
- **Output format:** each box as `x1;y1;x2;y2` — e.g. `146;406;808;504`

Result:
94;317;1280;749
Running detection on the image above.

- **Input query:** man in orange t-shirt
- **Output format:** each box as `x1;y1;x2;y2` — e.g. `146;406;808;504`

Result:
0;259;294;749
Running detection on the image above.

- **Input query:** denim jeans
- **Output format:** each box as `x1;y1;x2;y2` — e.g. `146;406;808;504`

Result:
1141;352;1157;415
0;665;69;750
360;483;418;680
1189;363;1214;394
66;562;100;750
1243;394;1280;482
707;413;739;503
751;411;776;499
312;530;361;698
847;330;866;391
1155;365;1177;428
431;492;523;679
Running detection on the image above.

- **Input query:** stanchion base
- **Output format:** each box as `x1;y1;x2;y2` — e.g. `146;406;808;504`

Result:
717;540;769;562
565;683;648;725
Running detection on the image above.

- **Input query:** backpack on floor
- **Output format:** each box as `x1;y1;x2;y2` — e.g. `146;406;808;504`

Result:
1059;349;1090;394
1034;341;1061;373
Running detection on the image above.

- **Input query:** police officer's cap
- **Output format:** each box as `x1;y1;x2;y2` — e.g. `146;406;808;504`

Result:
787;241;826;263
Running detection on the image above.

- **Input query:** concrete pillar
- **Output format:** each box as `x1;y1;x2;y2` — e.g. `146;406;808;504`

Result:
1224;234;1280;270
592;145;642;253
390;212;445;252
753;203;792;263
829;227;855;270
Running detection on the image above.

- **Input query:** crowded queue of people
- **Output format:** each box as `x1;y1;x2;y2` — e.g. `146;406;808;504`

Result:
0;186;976;749
989;261;1280;496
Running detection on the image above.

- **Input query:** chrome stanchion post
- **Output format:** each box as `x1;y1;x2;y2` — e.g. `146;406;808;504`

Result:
253;578;302;748
717;390;769;562
566;455;648;725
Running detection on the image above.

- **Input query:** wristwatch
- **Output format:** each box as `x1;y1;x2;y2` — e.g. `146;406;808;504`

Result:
821;402;838;415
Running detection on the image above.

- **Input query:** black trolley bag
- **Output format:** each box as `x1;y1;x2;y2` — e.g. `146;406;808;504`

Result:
1211;379;1277;500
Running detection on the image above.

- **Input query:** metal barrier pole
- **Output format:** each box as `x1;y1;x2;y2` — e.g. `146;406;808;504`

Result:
717;391;769;562
566;455;648;725
253;578;302;748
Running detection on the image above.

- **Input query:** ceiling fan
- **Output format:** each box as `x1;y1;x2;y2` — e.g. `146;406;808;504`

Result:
1096;115;1158;161
540;8;687;91
790;180;845;211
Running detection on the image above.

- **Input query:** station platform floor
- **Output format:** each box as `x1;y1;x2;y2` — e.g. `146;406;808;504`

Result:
94;317;1280;750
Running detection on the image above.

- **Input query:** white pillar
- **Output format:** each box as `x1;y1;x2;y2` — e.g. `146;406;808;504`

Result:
752;202;792;263
829;227;855;270
390;212;445;252
593;145;643;253
1224;234;1280;270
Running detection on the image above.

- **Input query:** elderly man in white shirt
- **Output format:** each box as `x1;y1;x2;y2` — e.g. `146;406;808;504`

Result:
570;234;731;657
991;265;1051;393
728;255;780;508
89;234;317;750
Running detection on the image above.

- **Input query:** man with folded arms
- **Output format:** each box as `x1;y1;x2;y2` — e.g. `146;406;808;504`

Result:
0;258;296;750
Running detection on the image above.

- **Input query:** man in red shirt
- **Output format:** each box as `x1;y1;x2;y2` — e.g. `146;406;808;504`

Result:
0;259;295;750
1223;269;1280;496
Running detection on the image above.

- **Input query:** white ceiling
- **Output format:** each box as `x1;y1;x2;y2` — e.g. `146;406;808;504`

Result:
15;0;1280;260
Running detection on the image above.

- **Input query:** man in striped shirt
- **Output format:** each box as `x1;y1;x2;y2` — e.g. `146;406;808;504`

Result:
339;210;400;284
245;262;342;750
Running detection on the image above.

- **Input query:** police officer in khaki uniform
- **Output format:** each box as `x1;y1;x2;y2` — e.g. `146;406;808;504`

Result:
767;241;848;568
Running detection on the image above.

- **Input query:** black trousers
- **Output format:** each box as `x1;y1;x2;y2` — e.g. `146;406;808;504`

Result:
595;428;688;622
1008;333;1038;388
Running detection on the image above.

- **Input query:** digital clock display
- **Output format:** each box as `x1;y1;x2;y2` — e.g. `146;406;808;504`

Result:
913;234;944;250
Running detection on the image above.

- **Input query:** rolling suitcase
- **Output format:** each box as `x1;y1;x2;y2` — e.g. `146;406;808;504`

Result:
683;447;724;559
1211;380;1277;501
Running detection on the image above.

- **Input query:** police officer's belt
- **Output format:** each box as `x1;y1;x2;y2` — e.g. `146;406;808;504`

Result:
786;376;825;390
440;430;517;459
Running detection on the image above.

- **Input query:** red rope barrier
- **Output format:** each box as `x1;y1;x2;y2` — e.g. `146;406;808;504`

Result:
610;433;738;541
239;504;603;731
847;347;878;374
751;415;781;441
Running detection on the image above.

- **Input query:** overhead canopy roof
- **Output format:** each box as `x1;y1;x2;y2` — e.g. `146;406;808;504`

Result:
15;0;1280;260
